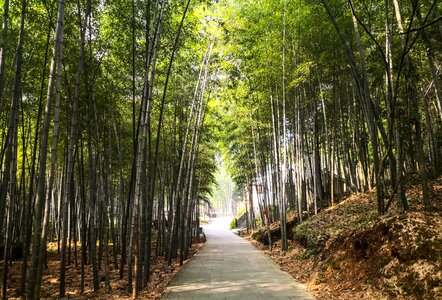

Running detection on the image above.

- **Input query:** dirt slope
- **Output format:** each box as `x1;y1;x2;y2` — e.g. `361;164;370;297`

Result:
250;178;442;299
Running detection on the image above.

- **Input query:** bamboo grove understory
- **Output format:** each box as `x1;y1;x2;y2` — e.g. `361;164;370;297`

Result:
0;0;441;298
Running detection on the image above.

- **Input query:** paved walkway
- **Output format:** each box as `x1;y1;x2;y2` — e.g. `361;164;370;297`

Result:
163;218;315;299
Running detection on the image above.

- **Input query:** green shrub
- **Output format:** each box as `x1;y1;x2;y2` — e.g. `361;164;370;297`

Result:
230;218;237;229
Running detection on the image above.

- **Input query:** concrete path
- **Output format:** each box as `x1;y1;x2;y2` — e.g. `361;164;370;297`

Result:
163;218;315;300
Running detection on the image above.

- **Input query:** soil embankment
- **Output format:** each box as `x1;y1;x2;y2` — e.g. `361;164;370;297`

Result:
250;178;442;299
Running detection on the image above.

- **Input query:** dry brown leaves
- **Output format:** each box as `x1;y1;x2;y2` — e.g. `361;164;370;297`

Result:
248;177;442;300
2;243;205;299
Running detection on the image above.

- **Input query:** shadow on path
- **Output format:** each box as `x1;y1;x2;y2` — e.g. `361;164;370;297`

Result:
162;217;315;299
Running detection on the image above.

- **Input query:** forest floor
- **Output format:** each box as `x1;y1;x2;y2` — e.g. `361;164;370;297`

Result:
3;242;205;299
249;177;442;300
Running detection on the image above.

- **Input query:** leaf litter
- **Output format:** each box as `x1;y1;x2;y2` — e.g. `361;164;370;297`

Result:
1;242;205;299
249;177;442;300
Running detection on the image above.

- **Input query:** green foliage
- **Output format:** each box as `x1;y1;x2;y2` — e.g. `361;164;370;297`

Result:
229;207;246;229
229;218;236;229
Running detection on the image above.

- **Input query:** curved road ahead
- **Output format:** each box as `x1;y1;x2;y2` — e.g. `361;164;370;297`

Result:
163;218;315;300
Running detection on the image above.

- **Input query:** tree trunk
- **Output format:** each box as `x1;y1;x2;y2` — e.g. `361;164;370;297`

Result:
392;0;428;208
27;0;64;297
416;6;442;122
321;0;384;214
280;0;288;251
0;0;10;109
1;3;24;297
86;104;100;293
60;0;90;295
18;11;52;295
35;6;64;295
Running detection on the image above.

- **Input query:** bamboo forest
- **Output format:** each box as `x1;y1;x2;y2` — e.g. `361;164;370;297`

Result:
0;0;441;299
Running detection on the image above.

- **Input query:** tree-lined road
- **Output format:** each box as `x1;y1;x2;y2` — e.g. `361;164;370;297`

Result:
1;0;440;297
163;218;315;300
